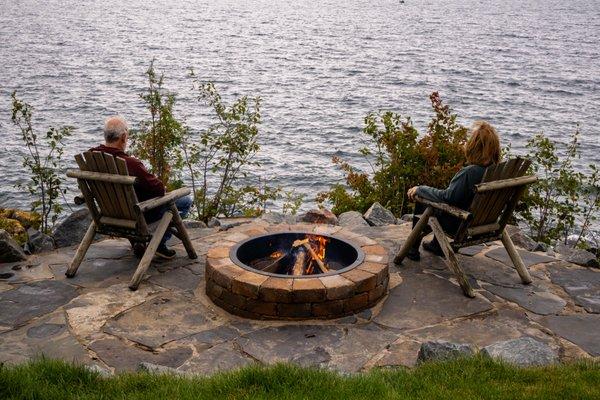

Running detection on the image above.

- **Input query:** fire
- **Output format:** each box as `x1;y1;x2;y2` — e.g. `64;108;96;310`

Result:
307;234;328;262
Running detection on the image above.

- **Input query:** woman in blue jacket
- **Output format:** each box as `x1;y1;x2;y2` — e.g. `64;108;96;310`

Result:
406;121;501;260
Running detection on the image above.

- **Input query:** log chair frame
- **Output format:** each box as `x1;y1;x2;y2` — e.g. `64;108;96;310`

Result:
65;151;197;290
394;157;537;297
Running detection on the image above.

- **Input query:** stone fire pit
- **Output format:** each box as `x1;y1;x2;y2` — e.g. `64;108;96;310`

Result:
206;225;389;319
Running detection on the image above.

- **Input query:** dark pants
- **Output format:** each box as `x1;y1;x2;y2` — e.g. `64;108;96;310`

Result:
145;196;193;247
411;202;461;250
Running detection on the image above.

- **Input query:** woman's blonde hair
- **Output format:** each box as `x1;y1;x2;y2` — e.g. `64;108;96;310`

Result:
465;121;501;166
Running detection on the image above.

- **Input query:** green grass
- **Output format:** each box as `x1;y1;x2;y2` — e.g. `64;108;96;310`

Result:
1;357;599;400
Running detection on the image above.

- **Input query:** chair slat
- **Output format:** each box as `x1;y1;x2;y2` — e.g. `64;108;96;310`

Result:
89;151;121;218
478;159;520;225
73;154;101;224
102;153;136;220
115;157;148;236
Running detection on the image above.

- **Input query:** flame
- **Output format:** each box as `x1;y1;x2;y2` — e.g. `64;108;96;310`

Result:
307;234;328;262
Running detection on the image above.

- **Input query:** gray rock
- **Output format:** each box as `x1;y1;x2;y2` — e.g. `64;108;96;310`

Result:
138;362;184;375
481;337;558;366
364;202;396;226
207;217;221;228
27;228;54;253
555;243;599;268
0;229;27;262
505;225;546;252
259;212;297;225
338;211;369;228
52;209;93;248
485;247;556;268
400;214;413;222
183;219;207;229
482;283;566;315
300;209;338;225
417;341;477;363
85;364;113;377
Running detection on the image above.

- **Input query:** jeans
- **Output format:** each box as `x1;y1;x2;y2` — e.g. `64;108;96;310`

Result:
145;195;193;248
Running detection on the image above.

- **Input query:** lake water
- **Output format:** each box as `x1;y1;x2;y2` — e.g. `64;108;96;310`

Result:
1;0;599;217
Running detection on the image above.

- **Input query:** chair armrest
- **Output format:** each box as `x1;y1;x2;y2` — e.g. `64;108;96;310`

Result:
136;187;191;213
414;195;471;221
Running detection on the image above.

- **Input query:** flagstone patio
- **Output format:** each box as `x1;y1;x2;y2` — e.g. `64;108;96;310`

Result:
0;219;598;374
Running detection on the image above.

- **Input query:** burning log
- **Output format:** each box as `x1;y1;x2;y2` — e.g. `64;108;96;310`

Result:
292;238;329;273
291;247;307;276
250;251;287;273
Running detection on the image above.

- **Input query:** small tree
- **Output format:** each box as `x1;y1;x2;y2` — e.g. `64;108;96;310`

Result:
11;92;72;233
183;76;277;221
130;60;184;190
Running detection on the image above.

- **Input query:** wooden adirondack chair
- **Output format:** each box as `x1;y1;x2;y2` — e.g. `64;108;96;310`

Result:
394;157;537;297
65;151;198;290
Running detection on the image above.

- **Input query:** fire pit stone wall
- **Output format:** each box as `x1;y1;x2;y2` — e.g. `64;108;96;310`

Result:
205;223;389;320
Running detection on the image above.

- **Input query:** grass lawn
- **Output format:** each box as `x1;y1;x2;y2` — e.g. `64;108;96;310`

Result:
1;356;598;399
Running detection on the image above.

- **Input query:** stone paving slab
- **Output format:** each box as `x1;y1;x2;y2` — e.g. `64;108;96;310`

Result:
538;314;600;356
0;220;598;375
0;311;89;365
0;280;79;328
373;271;493;330
481;284;566;316
485;247;555;268
88;337;193;372
178;341;256;374
103;292;222;349
546;262;600;313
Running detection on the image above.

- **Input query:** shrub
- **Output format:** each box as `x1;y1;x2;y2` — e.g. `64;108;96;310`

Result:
183;75;279;221
318;92;467;216
11;92;72;234
130;60;185;190
515;128;599;248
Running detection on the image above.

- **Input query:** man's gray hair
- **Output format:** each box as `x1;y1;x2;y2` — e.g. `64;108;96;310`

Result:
104;116;129;143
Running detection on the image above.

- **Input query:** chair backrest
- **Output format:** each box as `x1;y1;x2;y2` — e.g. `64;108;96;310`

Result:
67;151;145;236
455;157;536;243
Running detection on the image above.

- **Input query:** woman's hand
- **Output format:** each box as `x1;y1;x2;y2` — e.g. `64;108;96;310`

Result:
407;186;419;202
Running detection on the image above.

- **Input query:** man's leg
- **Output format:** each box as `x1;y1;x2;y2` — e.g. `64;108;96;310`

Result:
158;195;194;249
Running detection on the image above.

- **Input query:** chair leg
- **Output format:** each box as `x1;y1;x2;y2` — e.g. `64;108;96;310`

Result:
66;221;96;278
170;204;197;259
501;228;532;284
429;217;475;298
394;206;433;265
129;211;173;291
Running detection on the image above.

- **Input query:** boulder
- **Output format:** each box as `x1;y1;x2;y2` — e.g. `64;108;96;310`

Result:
555;243;599;269
363;202;396;226
338;211;368;228
183;219;207;229
417;341;477;363
27;228;54;253
299;209;338;225
207;217;221;228
0;229;27;262
505;225;546;252
52;209;93;248
0;217;27;245
481;337;558;366
400;214;413;222
84;364;113;377
138;362;185;375
259;212;297;225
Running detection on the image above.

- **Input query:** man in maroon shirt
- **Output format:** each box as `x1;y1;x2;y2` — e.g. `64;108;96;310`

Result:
90;116;192;259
